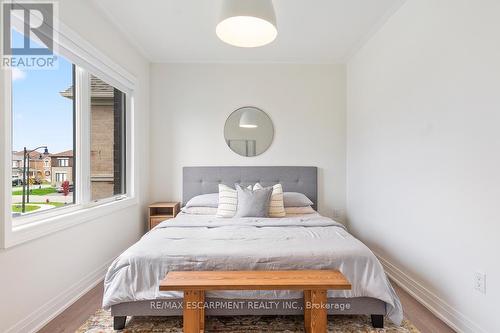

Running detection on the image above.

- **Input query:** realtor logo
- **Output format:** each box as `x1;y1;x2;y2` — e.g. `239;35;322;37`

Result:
1;1;58;69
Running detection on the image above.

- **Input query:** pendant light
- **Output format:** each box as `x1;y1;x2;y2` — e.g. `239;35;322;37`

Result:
216;0;277;48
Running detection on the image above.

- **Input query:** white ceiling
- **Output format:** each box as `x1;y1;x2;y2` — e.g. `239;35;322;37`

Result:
91;0;405;63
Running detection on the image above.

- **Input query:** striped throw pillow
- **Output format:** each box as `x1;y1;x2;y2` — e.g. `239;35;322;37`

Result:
216;184;251;218
253;183;286;217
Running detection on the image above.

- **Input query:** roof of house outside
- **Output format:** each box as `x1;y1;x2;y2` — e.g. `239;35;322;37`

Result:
50;150;74;157
60;76;114;99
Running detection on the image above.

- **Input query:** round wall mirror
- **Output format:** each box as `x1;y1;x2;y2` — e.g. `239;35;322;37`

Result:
224;107;274;157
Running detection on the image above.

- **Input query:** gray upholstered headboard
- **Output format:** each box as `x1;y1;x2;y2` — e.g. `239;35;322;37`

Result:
183;166;318;209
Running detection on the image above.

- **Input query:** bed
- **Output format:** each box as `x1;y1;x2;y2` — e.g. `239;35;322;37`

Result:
104;166;403;329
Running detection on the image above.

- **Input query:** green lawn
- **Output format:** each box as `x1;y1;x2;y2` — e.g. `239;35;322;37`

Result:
30;201;65;207
12;187;57;196
11;201;64;213
12;204;40;213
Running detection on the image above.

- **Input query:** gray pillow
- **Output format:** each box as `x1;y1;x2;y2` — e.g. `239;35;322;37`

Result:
184;193;219;208
235;184;273;218
283;192;313;207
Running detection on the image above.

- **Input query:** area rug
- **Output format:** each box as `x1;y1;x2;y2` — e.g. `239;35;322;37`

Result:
76;309;420;333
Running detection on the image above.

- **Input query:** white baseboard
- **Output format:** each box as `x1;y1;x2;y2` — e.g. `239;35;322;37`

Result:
5;259;112;333
375;253;485;333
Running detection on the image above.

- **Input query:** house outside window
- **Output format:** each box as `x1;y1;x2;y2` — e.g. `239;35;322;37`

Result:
50;151;74;186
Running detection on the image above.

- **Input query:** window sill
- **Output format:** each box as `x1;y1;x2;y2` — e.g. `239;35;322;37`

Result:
3;196;138;248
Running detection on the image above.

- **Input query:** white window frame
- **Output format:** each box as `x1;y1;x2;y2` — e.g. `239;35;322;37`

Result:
0;18;138;248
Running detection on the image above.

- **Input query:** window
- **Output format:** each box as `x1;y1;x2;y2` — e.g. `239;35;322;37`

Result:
2;14;134;246
90;75;126;201
10;29;75;218
7;28;130;225
55;173;67;182
57;158;69;167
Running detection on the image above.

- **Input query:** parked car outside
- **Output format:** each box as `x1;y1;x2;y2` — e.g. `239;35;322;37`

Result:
12;178;23;187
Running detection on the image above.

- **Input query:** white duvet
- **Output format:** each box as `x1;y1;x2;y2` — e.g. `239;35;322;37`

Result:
103;213;403;324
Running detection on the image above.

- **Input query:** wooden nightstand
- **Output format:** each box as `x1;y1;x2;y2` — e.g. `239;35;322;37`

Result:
148;202;180;230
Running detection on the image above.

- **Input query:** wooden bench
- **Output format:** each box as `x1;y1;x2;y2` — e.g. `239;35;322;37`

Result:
159;270;351;333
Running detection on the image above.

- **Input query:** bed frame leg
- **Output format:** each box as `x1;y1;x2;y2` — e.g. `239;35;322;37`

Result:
371;314;384;328
113;316;127;330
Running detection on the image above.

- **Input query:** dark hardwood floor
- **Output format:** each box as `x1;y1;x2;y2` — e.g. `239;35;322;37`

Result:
38;279;455;333
38;283;104;333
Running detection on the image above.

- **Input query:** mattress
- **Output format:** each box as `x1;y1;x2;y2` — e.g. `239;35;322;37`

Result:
103;212;403;324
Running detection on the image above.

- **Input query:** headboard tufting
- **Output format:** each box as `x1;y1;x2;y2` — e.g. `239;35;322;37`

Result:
183;166;318;209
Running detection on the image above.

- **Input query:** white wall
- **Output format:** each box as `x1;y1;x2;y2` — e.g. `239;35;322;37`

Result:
347;1;500;332
0;1;150;332
150;64;346;219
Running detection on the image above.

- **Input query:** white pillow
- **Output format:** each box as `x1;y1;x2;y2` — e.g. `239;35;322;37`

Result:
216;184;251;218
253;183;285;217
181;206;218;215
184;193;219;208
285;206;316;215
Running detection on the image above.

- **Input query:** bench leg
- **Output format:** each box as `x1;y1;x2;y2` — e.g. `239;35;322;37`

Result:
183;290;205;333
199;290;205;331
113;316;126;330
304;289;327;333
371;314;384;328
